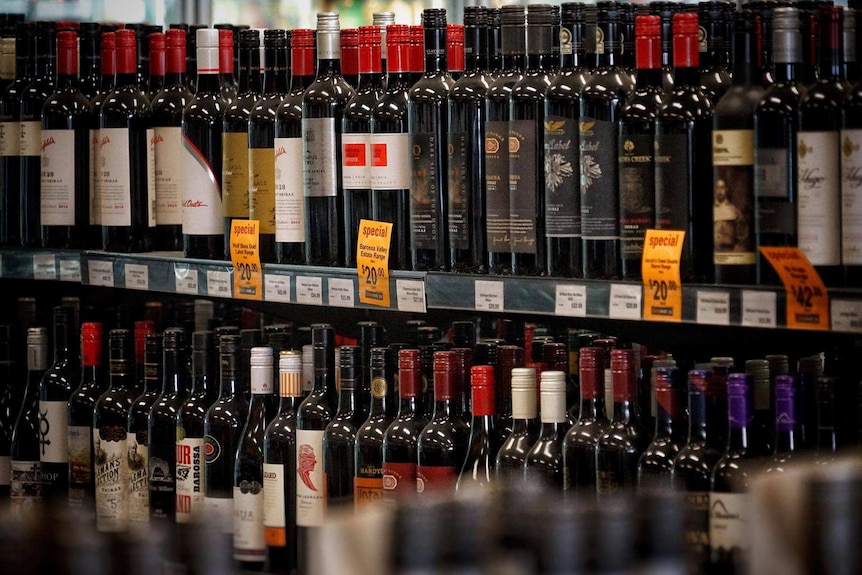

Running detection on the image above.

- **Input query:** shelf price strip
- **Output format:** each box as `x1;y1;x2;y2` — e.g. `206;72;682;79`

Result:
357;219;392;308
759;246;829;330
230;219;263;301
641;229;685;321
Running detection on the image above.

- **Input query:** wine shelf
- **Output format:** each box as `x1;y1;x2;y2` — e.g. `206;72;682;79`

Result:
1;247;861;333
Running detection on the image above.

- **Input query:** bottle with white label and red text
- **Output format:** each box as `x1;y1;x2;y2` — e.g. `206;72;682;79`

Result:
842;13;862;285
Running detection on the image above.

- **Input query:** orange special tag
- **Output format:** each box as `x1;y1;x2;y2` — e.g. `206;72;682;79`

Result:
759;247;829;330
230;219;262;300
641;229;685;322
357;219;392;307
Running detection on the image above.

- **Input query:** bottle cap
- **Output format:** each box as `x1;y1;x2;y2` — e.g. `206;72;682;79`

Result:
163;327;186;351
422;8;447;29
399;349;422;398
687;369;711;393
196;27;219;48
250;346;273;366
166;27;186;47
373;12;396;26
280;349;302;372
317;11;341;33
220;334;240;355
192;330;214;351
540;370;567;393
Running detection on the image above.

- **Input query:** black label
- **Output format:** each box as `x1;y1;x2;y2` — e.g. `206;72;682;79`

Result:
485;121;510;254
544;115;580;237
410;132;440;249
509;119;538;254
655;132;689;230
447;131;469;248
619;133;655;257
580;118;619;239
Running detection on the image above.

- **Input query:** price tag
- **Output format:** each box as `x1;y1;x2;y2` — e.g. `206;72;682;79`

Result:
175;267;199;294
296;276;323;306
357;219;392;307
609;283;642;320
124;263;149;290
230;219;263;300
328;278;355;308
88;260;114;287
641;229;685;321
396;279;427;313
759;247;829;330
831;299;862;333
264;274;291;303
555;284;587;317
475;280;505;312
33;254;56;280
206;270;231;298
59;258;81;282
741;290;777;329
696;290;730;326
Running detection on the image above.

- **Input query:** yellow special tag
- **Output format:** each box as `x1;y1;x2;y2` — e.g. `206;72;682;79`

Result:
642;229;685;322
357;219;393;307
230;219;262;300
759;247;829;330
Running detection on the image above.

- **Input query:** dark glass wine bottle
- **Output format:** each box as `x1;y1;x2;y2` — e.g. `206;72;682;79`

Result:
40;30;94;250
408;8;454;271
249;29;289;265
321;346;362;513
263;350;302;575
455;365;499;491
637;365;687;491
79;23;103;102
303;13;355;267
151;28;192;252
655;12;715;283
523;370;568;490
618;15;664;281
370;24;412;271
842;17;862;284
182;28;226;260
698;1;732;102
494;366;538;482
147;32;166;102
580;1;633;279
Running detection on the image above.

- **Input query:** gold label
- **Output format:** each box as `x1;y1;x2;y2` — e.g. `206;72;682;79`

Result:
250;147;277;233
371;377;388;398
222;131;250;218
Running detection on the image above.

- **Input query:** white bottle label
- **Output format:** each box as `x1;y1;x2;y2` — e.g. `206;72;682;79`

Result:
99;127;133;227
233;485;266;562
841;129;862;265
370;132;411;190
20;120;41;156
0;120;20;156
90;129;101;225
154;126;184;226
10;460;41;515
94;427;129;532
709;492;749;557
342;132;371;189
38;400;69;463
0;455;9;487
182;132;222;234
275;137;306;243
39;130;77;226
205;496;234;535
797;131;840;265
176;436;205;524
295;429;326;526
263;462;285;529
302;117;337;198
127;433;149;529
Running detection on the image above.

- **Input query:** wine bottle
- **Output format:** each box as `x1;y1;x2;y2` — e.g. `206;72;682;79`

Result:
494;344;524;441
341;27;360;90
151;28;193;252
233;346;273;571
147;327;189;523
580;1;633;279
814;375;838;465
183;24;206;93
764;374;801;474
357;321;386;419
182;28;226;260
79;23;103;102
40;30;95;250
698;1;732;102
456;365;499;491
343;25;383;268
274;28;313;265
636;364;685;493
494;366;539;483
844;21;862;285
618;15;664;280
99;28;156;253
408;8;454;271
655;12;715;283
321;345;362;513
9;327;48;516
222;28;261;259
302;12;355;267
798;5;847;287
94;328;135;532
523;370;568;490
712;12;765;285
370;24;412;271
147;32;166;102
485;5;525;275
204;334;250;548
88;29;116;245
263;350;302;575
249;29;289;265
382;349;428;504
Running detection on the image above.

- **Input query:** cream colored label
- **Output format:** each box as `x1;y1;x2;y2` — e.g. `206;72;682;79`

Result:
20;120;41;156
841;130;862;265
274;137;305;243
182;133;222;235
798;131;841;266
99;128;133;227
263;463;285;528
40;130;77;226
205;496;234;534
94;428;128;532
713;130;755;166
0;121;20;156
370;132;411;190
38;401;69;463
154;126;184;225
127;434;149;530
295;429;326;527
709;492;749;556
176;437;205;524
223;131;250;218
341;132;371;189
713;130;757;266
249;147;276;234
233;486;265;562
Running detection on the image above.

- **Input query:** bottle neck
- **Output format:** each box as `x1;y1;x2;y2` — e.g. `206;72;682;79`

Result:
654;386;680;438
732;32;762;86
108;356;133;392
687;392;709;443
635;67;664;89
464;24;488;71
432;397;460;419
162;349;183;394
220;352;240;397
594;19;623;68
263;46;288;94
398;395;419;417
424;26;448;73
239;45;262;94
317;29;343;77
196;45;221;93
337;385;357;414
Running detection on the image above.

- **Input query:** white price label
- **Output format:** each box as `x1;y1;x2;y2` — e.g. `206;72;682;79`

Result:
831;299;862;333
124;263;149;290
328;278;355;308
475;280;505;312
175;267;199;294
609;284;642;319
33;254;56;280
555;284;587;317
296;276;323;305
396;279;427;313
59;258;81;282
264;274;291;303
741;290;777;328
88;260;114;286
696;290;730;326
206;270;231;298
